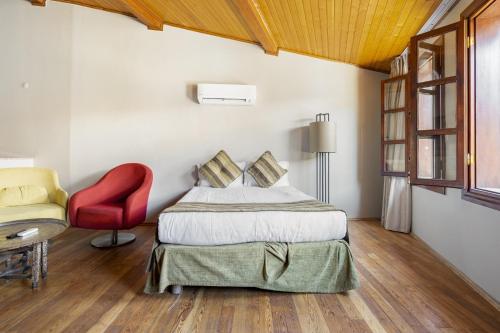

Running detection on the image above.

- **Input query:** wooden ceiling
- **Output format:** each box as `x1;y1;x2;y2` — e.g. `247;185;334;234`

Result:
32;0;443;72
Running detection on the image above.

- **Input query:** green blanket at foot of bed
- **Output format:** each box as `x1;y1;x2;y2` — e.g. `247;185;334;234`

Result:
144;240;359;294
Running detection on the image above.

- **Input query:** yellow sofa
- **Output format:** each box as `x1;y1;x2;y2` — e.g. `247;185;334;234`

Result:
0;168;68;224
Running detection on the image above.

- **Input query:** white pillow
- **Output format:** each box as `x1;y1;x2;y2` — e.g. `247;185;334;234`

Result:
197;161;246;187
244;161;290;187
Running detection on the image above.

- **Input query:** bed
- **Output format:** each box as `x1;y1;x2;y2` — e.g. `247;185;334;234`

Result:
144;186;359;294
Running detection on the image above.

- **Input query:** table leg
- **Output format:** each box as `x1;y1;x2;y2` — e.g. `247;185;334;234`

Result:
22;251;30;274
32;243;41;289
42;240;48;279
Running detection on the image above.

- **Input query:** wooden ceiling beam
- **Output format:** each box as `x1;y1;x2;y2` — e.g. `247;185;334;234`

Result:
116;0;163;31
233;0;278;55
31;0;46;6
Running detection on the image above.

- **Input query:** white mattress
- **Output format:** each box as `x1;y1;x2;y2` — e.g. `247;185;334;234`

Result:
157;186;347;245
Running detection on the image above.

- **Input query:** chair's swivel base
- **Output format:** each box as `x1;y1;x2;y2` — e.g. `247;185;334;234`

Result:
90;230;135;248
171;285;183;295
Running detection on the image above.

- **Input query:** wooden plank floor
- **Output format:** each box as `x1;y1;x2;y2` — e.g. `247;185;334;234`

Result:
0;220;499;333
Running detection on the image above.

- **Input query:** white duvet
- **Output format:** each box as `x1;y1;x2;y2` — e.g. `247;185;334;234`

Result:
157;186;347;245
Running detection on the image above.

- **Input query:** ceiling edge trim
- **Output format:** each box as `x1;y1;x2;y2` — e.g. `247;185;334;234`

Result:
418;0;461;34
44;0;391;73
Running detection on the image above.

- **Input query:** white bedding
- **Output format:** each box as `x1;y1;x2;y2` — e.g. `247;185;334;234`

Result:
157;186;347;245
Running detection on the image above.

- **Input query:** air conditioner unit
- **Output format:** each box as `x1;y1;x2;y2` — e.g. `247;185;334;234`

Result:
197;84;256;106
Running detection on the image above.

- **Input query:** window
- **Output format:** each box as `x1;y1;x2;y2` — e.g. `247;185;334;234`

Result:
462;0;500;210
381;75;409;177
409;23;465;187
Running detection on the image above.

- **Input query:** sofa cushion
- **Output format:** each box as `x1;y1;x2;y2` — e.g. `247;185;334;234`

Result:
0;185;49;207
0;203;66;224
77;203;124;229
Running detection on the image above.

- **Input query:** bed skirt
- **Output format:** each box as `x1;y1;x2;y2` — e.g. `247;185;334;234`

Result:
144;239;359;294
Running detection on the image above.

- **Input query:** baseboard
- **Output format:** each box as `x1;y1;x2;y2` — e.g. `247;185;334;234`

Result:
141;219;157;225
410;232;500;311
348;217;381;221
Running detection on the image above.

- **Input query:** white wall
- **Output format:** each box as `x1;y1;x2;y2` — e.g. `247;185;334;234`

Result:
0;0;72;185
412;0;500;303
413;188;500;302
1;0;385;219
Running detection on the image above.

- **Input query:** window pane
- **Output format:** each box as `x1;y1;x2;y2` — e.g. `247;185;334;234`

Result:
417;82;457;130
384;144;405;172
417;30;456;82
417;135;456;180
474;0;500;194
384;112;405;140
384;79;405;110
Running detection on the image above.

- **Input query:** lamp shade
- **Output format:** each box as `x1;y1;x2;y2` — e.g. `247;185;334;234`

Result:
309;121;336;153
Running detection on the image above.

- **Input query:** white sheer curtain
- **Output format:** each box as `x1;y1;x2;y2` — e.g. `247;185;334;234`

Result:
381;53;412;233
384;126;406;172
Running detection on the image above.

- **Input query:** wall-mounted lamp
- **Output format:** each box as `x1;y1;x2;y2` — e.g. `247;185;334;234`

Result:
309;113;336;203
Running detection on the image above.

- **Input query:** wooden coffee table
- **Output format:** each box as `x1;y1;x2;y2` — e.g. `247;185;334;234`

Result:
0;219;68;288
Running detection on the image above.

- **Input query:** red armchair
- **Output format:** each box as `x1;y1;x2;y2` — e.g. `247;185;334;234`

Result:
69;163;153;248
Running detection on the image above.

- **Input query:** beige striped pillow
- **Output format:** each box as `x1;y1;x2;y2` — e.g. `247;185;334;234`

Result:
247;151;288;188
199;150;243;188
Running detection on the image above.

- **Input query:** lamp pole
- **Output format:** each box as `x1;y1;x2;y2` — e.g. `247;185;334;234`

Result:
310;113;336;203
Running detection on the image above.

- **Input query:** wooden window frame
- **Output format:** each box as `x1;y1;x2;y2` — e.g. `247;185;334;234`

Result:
409;22;465;188
381;74;410;177
461;0;500;210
